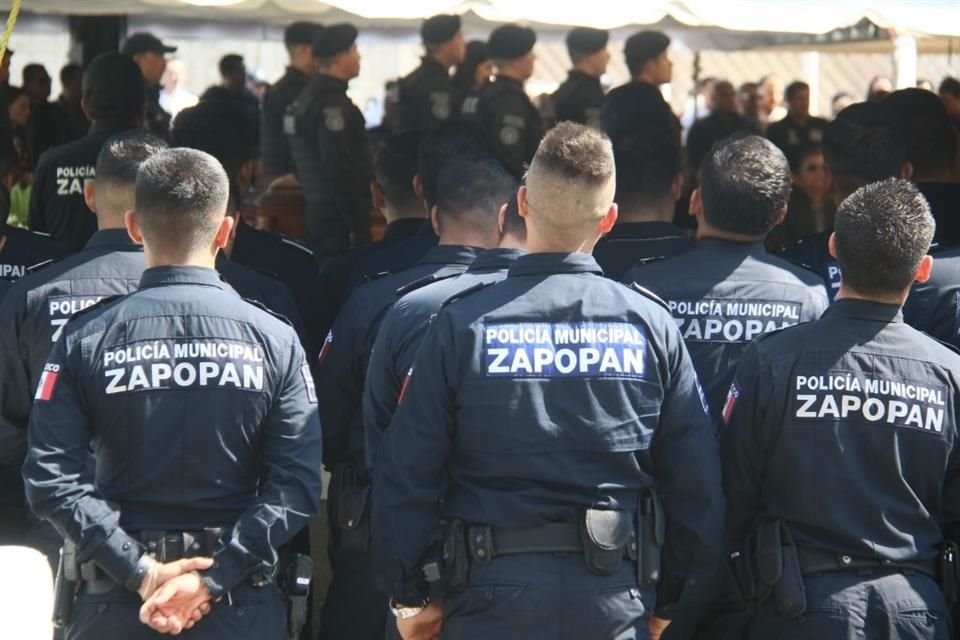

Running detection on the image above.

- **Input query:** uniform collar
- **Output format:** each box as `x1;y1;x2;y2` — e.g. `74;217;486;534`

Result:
695;237;766;256
314;74;348;93
468;247;525;272
285;66;310;82
420;56;448;75
568;69;600;86
508;252;604;277
83;229;142;251
138;265;228;290
382;217;428;242
417;244;481;267
605;221;684;240
823;298;903;324
496;76;524;91
88;121;134;137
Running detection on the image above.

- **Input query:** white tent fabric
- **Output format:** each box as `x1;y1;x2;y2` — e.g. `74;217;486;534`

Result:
1;0;959;36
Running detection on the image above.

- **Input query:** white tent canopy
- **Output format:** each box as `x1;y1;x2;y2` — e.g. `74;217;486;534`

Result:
1;0;959;37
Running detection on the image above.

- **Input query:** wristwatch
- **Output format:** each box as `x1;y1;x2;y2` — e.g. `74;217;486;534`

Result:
389;596;429;619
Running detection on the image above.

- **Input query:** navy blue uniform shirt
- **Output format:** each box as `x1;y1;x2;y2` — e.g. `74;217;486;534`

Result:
363;247;524;468
261;66;311;179
551;70;604;128
0;223;69;282
776;228;841;300
23;265;323;597
592;221;692;281
461;76;543;179
904;246;960;348
722;299;960;559
372;252;724;617
625;238;829;423
395;57;456;133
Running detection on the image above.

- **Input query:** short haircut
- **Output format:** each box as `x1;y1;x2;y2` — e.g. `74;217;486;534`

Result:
941;76;960;97
525;122;615;234
135;148;229;255
82;53;146;122
611;127;681;211
59;63;82;87
500;186;526;241
96;130;168;186
788;143;822;173
699;134;790;236
417;122;494;209
219;54;244;78
435;157;516;234
883;88;957;176
22;63;48;85
823;102;904;197
834;178;934;295
373;130;423;210
170;100;256;181
784;81;808;101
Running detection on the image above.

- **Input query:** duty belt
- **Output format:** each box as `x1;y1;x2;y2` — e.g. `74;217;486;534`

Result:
797;547;937;579
466;521;638;563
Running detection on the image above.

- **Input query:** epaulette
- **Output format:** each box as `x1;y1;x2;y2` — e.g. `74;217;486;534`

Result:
241;296;296;330
439;280;495;309
632;255;670;268
627;282;670;313
362;270;393;284
395;271;460;298
26;256;64;273
919;331;960;357
64;294;123;323
278;235;314;256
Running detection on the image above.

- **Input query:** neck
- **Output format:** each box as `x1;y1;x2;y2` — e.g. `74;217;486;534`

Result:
383;207;426;225
95;216;128;231
618;199;675;224
790;111;808;124
291;58;314;76
428;51;452;70
573;62;598;78
525;229;598;255
835;284;907;306
498;236;526;251
437;230;496;249
636;71;658;85
695;220;764;243
499;68;525;83
321;68;351;83
144;247;218;269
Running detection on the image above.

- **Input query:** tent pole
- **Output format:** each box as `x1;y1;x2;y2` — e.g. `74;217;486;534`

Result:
893;33;917;90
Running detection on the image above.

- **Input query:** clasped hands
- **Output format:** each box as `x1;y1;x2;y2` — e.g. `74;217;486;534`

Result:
136;556;216;635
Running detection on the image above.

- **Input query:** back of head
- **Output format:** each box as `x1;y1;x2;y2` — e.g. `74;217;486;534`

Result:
82;53;146;123
95;130;168;220
784;80;808;102
60;63;82;88
373;130;424;213
435;157;516;240
135;148;229;257
941;76;960;98
284;21;323;53
218;54;245;79
699;134;790;236
170;100;256;182
624;30;670;77
834;178;934;296
565;27;608;64
525;122;615;237
611;126;681;213
22;63;47;86
823;102;904;198
883;88;957;179
418;122;494;208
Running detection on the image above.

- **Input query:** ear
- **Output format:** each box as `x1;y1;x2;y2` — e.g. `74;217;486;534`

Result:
213;215;235;251
914;254;934;284
900;161;914;181
598;203;618;235
496;203;508;237
517;186;530;219
689;187;703;219
774;204;787;226
124;210;143;245
371;180;386;213
80;97;93;122
429;205;441;237
412;174;425;203
83;179;97;213
670;173;684;202
827;231;838;260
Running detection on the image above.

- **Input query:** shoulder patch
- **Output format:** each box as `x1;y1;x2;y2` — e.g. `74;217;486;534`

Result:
323;106;345;132
279;235;314;256
627;282;670;312
440;280;496;309
396;271;461;298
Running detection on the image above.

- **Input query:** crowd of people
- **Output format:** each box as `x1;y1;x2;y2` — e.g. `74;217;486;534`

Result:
0;10;959;640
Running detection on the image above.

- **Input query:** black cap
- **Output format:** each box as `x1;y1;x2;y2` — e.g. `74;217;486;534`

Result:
624;30;670;68
487;25;536;60
121;32;177;56
566;27;608;55
82;53;146;121
312;23;358;59
421;14;461;45
284;21;323;48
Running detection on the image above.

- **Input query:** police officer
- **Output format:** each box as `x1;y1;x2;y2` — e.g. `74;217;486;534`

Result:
261;21;323;183
625;135;828;425
287;23;372;258
372;123;723;640
316;156;514;640
395;14;465;133
23;147;324;639
0;131;164;565
765;81;828;164
722;178;959;639
364;184;524;470
28;53;146;252
777;102;910;300
904;246;960;348
592;127;692;280
602;30;680;142
121;32;177;138
461;24;542;179
0;138;67;282
550;27;609;128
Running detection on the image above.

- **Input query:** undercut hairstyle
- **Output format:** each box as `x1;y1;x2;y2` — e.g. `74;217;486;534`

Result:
373;130;424;210
97;130;168;186
435;158;516;234
699;134;790;236
501;187;526;241
611;127;681;211
135;148;229;255
170;101;256;182
219;54;244;78
417;122;495;209
784;81;808;101
823;103;904;198
834;178;934;296
525;122;615;233
883;88;957;177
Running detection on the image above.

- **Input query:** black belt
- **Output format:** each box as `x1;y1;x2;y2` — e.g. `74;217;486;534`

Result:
798;547;937;579
466;522;637;563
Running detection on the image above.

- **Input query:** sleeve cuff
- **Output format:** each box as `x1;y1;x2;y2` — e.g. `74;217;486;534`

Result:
92;527;146;591
198;546;249;598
